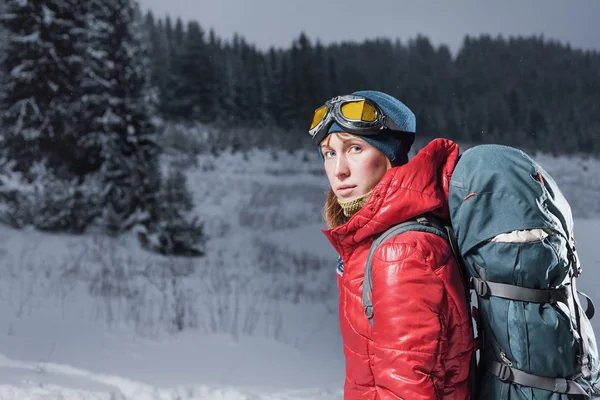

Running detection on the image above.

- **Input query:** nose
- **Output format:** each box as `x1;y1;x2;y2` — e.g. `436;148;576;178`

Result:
334;155;350;179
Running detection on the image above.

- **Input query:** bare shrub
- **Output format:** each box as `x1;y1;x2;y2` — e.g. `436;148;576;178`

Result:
253;237;335;304
77;236;282;340
238;184;324;231
0;237;54;317
141;257;198;332
76;236;200;335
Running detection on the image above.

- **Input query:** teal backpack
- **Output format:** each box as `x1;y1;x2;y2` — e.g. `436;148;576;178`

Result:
362;144;600;399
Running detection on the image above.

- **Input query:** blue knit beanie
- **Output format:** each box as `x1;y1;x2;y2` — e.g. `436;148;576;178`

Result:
318;90;416;166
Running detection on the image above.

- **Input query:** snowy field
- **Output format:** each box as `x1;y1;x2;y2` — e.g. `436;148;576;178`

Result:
0;137;599;399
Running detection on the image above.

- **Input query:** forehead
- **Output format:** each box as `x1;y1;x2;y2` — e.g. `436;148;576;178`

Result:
321;132;363;147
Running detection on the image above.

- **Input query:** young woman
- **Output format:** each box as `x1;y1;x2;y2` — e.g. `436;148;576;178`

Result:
310;90;473;399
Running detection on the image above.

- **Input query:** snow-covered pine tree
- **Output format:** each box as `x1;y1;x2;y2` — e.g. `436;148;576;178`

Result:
227;35;258;129
138;166;205;257
207;28;232;126
162;17;186;120
0;0;87;176
0;0;6;57
144;11;171;118
219;41;243;128
170;20;215;122
0;0;103;232
0;161;102;233
81;0;204;255
78;0;162;235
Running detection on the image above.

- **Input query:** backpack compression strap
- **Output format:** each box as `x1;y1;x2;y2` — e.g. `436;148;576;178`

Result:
488;361;590;396
470;276;594;320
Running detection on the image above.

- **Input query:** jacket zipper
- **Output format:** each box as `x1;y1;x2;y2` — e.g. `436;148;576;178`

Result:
336;256;344;277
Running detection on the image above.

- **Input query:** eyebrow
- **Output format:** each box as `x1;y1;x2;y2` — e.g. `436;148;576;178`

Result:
343;138;363;145
321;138;362;150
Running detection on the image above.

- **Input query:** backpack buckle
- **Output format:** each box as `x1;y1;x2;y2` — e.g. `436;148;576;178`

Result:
589;385;600;395
472;278;489;297
578;355;591;378
497;363;512;381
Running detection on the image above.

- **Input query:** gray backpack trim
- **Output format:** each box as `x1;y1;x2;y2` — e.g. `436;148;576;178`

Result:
571;258;593;380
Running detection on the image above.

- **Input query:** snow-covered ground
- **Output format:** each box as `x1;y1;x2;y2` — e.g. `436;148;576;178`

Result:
0;140;598;399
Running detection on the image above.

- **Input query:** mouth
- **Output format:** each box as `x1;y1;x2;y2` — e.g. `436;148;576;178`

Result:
336;185;357;196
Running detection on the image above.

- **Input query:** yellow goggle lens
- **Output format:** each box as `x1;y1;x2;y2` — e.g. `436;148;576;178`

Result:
340;100;377;122
310;105;328;130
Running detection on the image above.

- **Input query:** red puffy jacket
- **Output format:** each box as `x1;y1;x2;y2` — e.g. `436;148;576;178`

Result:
322;138;474;399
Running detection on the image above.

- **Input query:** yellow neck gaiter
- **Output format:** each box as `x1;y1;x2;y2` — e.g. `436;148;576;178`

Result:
337;190;373;218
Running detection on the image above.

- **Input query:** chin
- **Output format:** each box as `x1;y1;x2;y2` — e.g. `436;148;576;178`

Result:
337;191;363;201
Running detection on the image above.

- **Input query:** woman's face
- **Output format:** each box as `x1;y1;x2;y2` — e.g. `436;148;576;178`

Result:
321;132;390;201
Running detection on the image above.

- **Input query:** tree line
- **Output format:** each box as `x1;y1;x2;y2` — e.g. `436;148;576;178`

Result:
144;12;600;154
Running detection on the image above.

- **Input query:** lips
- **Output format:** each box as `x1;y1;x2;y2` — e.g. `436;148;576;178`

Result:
336;185;357;198
337;185;357;191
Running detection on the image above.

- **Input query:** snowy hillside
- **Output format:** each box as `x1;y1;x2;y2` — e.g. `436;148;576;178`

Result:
0;140;599;399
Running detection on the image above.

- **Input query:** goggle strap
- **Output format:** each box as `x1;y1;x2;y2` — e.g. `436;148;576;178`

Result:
382;115;403;132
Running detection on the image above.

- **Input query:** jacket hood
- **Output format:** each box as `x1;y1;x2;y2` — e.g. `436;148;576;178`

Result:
322;138;460;257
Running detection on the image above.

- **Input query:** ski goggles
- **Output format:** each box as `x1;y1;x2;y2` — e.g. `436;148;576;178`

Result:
308;95;404;144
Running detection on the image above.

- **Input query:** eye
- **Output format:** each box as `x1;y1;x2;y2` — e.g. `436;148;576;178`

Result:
349;145;362;153
323;150;335;158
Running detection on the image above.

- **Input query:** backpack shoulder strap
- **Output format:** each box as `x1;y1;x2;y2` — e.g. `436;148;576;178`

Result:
361;216;481;399
362;216;448;327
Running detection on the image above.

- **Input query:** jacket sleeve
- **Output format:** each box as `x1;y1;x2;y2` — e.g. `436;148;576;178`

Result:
370;236;447;400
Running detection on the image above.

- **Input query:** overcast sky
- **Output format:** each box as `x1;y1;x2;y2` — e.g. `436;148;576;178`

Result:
136;0;600;54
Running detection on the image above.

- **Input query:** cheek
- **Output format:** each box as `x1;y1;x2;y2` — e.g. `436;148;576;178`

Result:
323;162;337;185
366;156;388;174
363;156;389;184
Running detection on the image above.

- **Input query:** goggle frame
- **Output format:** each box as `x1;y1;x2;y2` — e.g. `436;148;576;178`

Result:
309;95;402;143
